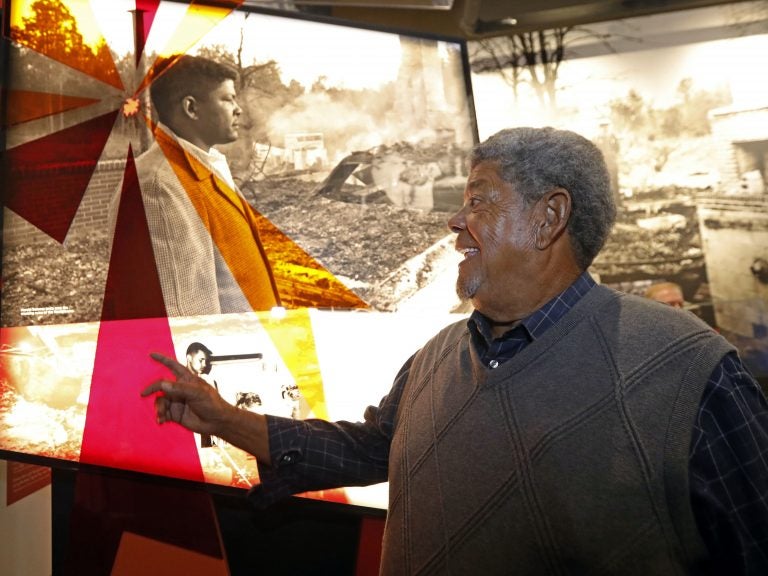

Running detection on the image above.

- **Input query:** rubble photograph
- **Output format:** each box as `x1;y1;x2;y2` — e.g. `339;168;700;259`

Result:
243;139;470;310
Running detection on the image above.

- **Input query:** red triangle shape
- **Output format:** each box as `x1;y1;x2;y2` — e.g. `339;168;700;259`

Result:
3;110;120;243
134;0;162;66
101;146;168;321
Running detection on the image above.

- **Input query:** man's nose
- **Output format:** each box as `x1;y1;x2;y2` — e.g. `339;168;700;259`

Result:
448;205;467;234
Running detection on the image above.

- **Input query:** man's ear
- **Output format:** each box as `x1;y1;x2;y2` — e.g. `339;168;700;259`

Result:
181;95;198;120
534;187;571;250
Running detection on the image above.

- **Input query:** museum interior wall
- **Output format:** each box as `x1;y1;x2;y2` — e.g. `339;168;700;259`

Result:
1;1;766;575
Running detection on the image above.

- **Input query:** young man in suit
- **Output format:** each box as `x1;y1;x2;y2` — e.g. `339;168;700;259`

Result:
133;54;280;317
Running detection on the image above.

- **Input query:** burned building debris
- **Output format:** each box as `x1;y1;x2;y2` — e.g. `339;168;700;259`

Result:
312;140;469;213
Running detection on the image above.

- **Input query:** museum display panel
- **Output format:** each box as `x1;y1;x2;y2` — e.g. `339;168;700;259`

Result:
0;0;477;510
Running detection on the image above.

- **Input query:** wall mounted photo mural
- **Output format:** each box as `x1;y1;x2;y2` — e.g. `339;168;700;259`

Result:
469;1;768;382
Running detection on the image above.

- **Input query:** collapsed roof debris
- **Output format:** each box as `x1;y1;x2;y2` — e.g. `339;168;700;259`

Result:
313;141;468;213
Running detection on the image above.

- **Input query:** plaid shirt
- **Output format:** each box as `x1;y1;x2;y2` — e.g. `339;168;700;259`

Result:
258;273;768;573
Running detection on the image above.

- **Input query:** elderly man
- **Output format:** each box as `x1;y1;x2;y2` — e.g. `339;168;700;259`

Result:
142;127;768;575
129;54;280;316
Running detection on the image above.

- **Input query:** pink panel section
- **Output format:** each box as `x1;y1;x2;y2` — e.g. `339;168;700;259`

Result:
80;317;204;483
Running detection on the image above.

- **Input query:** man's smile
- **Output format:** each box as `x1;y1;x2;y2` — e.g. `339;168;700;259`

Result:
457;246;479;262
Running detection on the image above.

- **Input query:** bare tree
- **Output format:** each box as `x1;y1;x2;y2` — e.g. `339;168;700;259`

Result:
469;26;625;112
470;28;572;110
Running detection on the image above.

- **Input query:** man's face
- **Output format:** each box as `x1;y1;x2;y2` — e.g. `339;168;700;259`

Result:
194;78;241;148
186;350;209;376
448;160;539;319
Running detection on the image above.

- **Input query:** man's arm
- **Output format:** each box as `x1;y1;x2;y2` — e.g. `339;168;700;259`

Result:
690;352;768;575
142;351;415;503
247;356;414;508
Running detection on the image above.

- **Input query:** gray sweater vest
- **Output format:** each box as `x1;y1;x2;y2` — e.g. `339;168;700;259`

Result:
381;285;734;575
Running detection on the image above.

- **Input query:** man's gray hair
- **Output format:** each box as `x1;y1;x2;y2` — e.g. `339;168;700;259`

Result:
471;127;616;270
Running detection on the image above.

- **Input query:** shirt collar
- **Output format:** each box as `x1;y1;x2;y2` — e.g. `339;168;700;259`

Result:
156;123;236;189
468;271;597;347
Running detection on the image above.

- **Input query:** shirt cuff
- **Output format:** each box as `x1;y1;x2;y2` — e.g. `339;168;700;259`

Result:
246;414;307;508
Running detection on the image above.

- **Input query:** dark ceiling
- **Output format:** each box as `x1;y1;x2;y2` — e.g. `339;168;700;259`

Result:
293;0;753;39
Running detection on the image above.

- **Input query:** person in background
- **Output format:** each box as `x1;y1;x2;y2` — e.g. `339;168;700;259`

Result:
645;281;685;309
143;127;768;575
